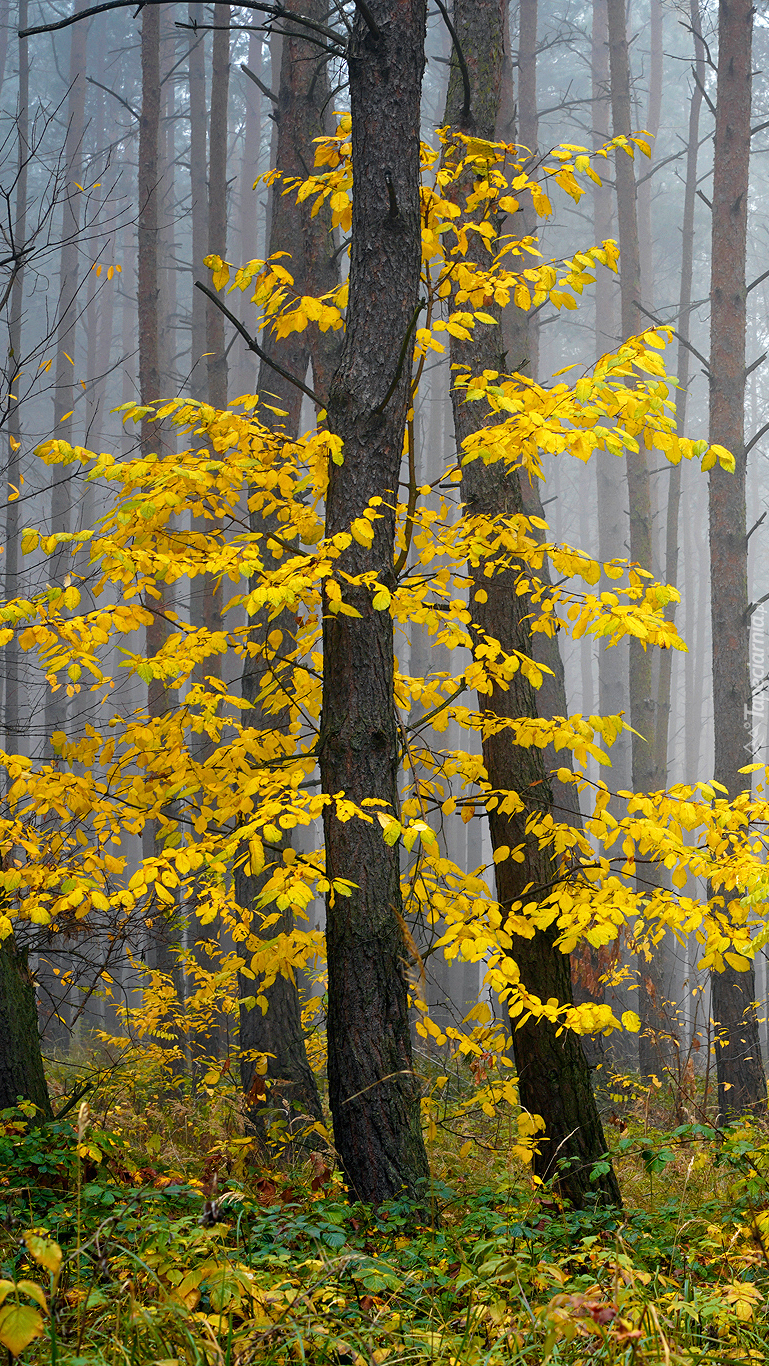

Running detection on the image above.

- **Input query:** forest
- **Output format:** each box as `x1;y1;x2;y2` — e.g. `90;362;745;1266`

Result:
2;0;769;1359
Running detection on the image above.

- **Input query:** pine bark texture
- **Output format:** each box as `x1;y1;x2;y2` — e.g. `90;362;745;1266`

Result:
320;0;431;1205
0;938;52;1119
444;0;620;1208
708;0;766;1117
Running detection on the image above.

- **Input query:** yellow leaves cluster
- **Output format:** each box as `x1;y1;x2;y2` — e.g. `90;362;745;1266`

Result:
0;107;756;1057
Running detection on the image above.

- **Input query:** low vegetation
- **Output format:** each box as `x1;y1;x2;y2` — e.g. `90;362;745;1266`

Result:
2;1052;769;1366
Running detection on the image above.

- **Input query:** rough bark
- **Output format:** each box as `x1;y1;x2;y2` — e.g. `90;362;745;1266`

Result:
0;938;52;1120
320;0;431;1205
445;0;620;1207
708;0;766;1118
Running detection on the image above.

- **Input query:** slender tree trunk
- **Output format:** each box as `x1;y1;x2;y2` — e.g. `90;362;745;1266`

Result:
0;5;50;1120
6;0;28;756
188;3;207;401
237;30;263;394
607;0;677;1082
46;3;88;755
592;0;631;812
320;0;431;1205
654;0;704;782
444;0;620;1207
206;3;230;410
236;0;338;1131
708;0;766;1118
139;4;182;996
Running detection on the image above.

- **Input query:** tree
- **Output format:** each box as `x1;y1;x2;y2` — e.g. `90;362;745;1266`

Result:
319;0;432;1205
235;0;338;1134
707;0;766;1118
441;0;620;1208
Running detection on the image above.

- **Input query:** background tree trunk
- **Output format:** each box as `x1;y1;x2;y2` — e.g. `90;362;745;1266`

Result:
236;0;338;1134
708;0;766;1118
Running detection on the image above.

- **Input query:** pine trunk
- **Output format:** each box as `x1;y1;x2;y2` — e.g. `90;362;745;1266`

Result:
236;0;338;1134
320;0;431;1205
445;0;620;1207
708;0;766;1118
0;938;51;1120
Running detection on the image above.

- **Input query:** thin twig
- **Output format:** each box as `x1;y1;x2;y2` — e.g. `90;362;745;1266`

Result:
634;301;712;376
194;280;322;407
241;62;278;104
434;0;471;123
373;300;426;414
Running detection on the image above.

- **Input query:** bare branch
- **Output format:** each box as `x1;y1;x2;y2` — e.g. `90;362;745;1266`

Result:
745;420;769;458
746;510;766;543
21;0;343;46
194;279;322;407
86;75;139;120
434;0;471;124
241;62;278;104
747;267;769;295
746;352;767;378
634;301;712;377
353;0;381;37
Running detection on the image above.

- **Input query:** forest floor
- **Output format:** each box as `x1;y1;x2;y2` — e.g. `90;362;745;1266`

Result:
2;1053;769;1365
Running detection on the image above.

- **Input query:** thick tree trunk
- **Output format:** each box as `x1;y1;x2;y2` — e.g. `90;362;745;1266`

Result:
445;0;619;1207
708;0;766;1118
320;0;430;1205
0;938;52;1120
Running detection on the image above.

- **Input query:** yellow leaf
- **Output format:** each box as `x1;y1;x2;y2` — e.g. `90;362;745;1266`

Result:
0;1303;45;1355
621;1011;641;1033
23;1233;62;1277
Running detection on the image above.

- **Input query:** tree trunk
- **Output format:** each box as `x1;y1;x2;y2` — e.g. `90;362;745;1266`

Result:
654;0;704;783
46;2;88;755
188;2;208;401
0;938;52;1120
708;0;766;1118
5;0;28;756
320;0;431;1206
606;0;678;1083
444;0;620;1207
206;3;230;410
236;0;338;1133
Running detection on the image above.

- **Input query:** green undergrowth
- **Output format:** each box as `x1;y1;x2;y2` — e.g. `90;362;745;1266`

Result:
2;1075;769;1366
